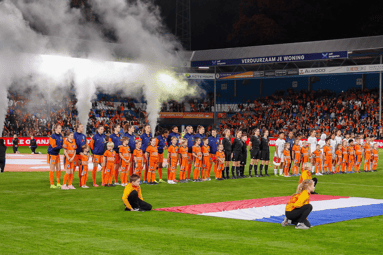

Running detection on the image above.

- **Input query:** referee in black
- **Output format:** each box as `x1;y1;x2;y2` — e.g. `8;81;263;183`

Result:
248;129;261;177
259;129;270;177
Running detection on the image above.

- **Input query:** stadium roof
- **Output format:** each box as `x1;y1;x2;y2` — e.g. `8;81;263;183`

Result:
189;35;383;62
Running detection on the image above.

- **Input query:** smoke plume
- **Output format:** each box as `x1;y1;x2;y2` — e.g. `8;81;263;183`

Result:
0;0;196;135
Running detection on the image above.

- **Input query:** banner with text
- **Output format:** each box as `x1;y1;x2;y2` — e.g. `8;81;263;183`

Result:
299;64;383;75
159;112;213;119
191;51;348;67
178;73;215;80
0;137;92;147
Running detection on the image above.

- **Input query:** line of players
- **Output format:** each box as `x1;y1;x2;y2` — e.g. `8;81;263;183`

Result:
46;124;273;189
272;130;379;177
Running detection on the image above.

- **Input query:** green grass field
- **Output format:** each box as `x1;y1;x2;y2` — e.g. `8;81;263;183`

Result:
1;146;383;254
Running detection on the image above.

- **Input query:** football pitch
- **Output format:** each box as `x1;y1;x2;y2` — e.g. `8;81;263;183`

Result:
1;147;383;254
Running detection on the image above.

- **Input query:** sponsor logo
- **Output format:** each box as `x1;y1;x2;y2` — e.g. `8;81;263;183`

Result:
322;53;328;59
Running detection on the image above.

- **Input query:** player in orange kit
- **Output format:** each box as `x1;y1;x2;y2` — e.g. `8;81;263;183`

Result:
300;141;309;172
103;142;116;187
292;139;301;177
62;132;77;190
179;139;189;183
341;140;348;173
79;145;90;188
201;137;211;181
47;124;63;189
347;139;356;173
354;138;363;173
167;136;179;184
119;137;131;187
363;137;372;172
215;144;225;180
145;138;159;185
335;144;343;174
133;140;144;179
192;137;202;182
282;143;291;177
312;144;323;175
323;138;333;174
372;143;379;172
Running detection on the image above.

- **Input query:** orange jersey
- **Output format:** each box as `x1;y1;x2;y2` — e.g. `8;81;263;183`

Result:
348;146;355;157
133;149;144;162
342;146;348;161
119;145;131;161
301;146;309;162
313;150;322;161
179;146;189;167
103;150;116;164
364;143;372;154
168;145;179;161
283;149;291;162
292;145;301;159
63;139;77;158
201;145;210;157
372;149;379;160
323;145;332;158
146;145;159;162
354;144;362;155
335;150;342;163
81;154;89;165
193;145;202;158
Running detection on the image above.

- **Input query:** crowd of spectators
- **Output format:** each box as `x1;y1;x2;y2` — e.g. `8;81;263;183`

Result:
218;88;383;139
3;86;383;140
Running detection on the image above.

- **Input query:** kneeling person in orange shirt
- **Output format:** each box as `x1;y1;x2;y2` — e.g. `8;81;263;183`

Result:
103;142;116;187
122;174;152;212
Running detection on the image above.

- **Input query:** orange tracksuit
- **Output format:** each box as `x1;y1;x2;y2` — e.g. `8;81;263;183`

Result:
119;145;131;184
364;143;372;171
192;145;202;180
372;148;378;171
179;146;189;180
133;149;144;178
168;145;179;181
313;150;322;174
342;146;348;173
335;149;342;173
283;149;291;176
146;145;158;182
201;145;210;179
347;146;355;172
292;145;301;175
215;151;225;179
354;144;362;172
323;145;332;173
63;139;77;186
285;190;310;212
80;154;89;186
103;150;116;185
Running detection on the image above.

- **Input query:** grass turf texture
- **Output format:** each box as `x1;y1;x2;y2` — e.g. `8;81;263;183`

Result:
1;147;383;254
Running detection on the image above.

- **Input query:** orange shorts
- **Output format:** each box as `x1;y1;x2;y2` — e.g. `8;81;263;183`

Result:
80;165;88;176
48;154;60;165
188;153;193;162
194;159;201;168
74;155;82;167
104;163;114;174
65;156;75;170
114;154;121;164
148;160;158;173
121;160;129;173
169;160;177;173
93;155;103;164
158;153;164;163
294;155;301;164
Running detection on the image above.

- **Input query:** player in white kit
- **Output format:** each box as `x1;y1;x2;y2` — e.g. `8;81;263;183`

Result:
307;130;317;173
273;132;285;176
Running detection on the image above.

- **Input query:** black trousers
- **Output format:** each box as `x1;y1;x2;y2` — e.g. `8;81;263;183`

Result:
0;158;5;172
285;204;313;227
127;190;152;211
31;146;37;153
13;146;18;153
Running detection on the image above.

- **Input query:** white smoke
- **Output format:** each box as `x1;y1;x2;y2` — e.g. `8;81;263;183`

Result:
0;0;196;135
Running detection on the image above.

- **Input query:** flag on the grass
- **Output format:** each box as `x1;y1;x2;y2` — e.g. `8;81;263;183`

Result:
156;195;383;227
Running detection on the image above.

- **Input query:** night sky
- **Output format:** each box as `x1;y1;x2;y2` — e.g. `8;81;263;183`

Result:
155;0;383;51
